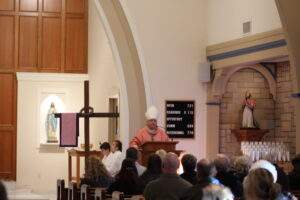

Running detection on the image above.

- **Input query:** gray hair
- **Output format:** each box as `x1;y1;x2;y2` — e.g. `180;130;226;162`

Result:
162;152;180;173
202;185;234;200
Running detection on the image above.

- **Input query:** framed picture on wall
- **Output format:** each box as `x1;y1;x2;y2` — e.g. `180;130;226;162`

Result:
165;100;195;138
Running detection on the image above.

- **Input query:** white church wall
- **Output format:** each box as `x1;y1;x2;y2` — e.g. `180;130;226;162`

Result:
16;73;88;193
88;0;120;149
207;0;282;45
120;0;208;159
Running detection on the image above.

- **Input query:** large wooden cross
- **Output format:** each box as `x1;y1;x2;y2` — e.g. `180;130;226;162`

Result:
57;80;119;173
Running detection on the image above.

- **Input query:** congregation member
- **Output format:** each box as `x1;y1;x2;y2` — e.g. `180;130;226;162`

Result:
110;140;124;176
140;154;162;187
155;149;167;160
107;158;144;195
289;154;300;190
214;154;243;198
181;159;221;200
264;155;290;191
80;157;114;188
254;156;290;192
100;142;114;173
273;163;290;192
180;154;198;185
248;160;295;200
126;147;146;176
232;155;252;183
130;106;169;148
197;159;220;185
143;152;191;200
243;168;282;200
0;181;8;200
202;184;234;200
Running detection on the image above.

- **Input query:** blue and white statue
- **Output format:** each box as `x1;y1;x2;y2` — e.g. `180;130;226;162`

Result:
46;102;58;143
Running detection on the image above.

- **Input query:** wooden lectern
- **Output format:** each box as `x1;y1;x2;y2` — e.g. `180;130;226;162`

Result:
140;141;182;166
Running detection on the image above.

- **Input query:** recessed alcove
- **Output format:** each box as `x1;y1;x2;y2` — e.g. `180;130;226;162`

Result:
219;68;275;155
217;62;296;156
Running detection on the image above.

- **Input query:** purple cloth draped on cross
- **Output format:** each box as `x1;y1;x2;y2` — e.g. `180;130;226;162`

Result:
59;113;79;147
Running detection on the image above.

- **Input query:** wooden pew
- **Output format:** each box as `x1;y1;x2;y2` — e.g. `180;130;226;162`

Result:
57;179;68;200
112;191;144;200
68;182;80;200
80;185;109;200
94;188;108;200
81;184;91;200
80;184;144;200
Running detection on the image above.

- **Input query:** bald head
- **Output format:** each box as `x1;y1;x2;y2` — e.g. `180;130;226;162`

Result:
162;152;180;174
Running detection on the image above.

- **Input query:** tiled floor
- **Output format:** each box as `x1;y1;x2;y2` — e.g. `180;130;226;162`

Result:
3;181;55;200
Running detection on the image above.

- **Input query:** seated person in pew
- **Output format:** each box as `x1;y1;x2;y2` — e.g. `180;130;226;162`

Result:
126;147;146;176
155;149;167;160
289;154;300;190
143;153;191;200
214;154;243;198
130;106;169;148
100;142;114;172
180;154;198;185
0;181;8;200
101;140;124;177
80;156;114;188
140;154;162;188
107;158;144;195
110;140;124;176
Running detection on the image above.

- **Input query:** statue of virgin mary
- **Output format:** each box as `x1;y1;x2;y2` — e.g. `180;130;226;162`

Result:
45;102;58;143
242;91;257;128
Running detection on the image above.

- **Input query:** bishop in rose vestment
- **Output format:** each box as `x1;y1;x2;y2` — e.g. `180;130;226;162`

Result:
130;106;169;148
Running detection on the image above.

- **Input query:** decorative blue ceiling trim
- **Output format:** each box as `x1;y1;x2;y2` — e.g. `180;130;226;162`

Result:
207;39;287;62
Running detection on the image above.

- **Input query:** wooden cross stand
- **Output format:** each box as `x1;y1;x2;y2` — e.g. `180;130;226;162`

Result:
56;80;119;184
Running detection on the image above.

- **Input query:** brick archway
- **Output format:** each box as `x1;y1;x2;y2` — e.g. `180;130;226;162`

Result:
212;64;276;101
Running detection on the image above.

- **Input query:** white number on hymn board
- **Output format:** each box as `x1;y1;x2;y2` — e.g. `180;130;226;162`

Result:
183;111;193;115
187;124;194;128
187;104;194;108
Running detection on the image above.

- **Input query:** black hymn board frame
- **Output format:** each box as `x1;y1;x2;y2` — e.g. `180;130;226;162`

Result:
165;100;195;138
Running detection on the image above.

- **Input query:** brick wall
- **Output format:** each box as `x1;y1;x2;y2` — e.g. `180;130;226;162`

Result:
220;68;275;155
275;62;296;155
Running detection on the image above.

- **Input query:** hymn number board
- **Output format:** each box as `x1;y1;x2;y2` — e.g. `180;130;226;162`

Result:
165;100;195;138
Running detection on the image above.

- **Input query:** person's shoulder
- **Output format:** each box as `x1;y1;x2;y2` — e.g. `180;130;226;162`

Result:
149;176;163;186
136;127;147;135
157;128;168;135
181;185;203;200
179;173;185;178
157;127;165;132
113;151;122;156
136;162;145;168
179;176;193;187
107;152;114;159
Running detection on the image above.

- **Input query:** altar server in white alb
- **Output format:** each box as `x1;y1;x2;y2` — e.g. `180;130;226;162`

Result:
109;140;123;176
130;106;169;148
100;141;124;177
